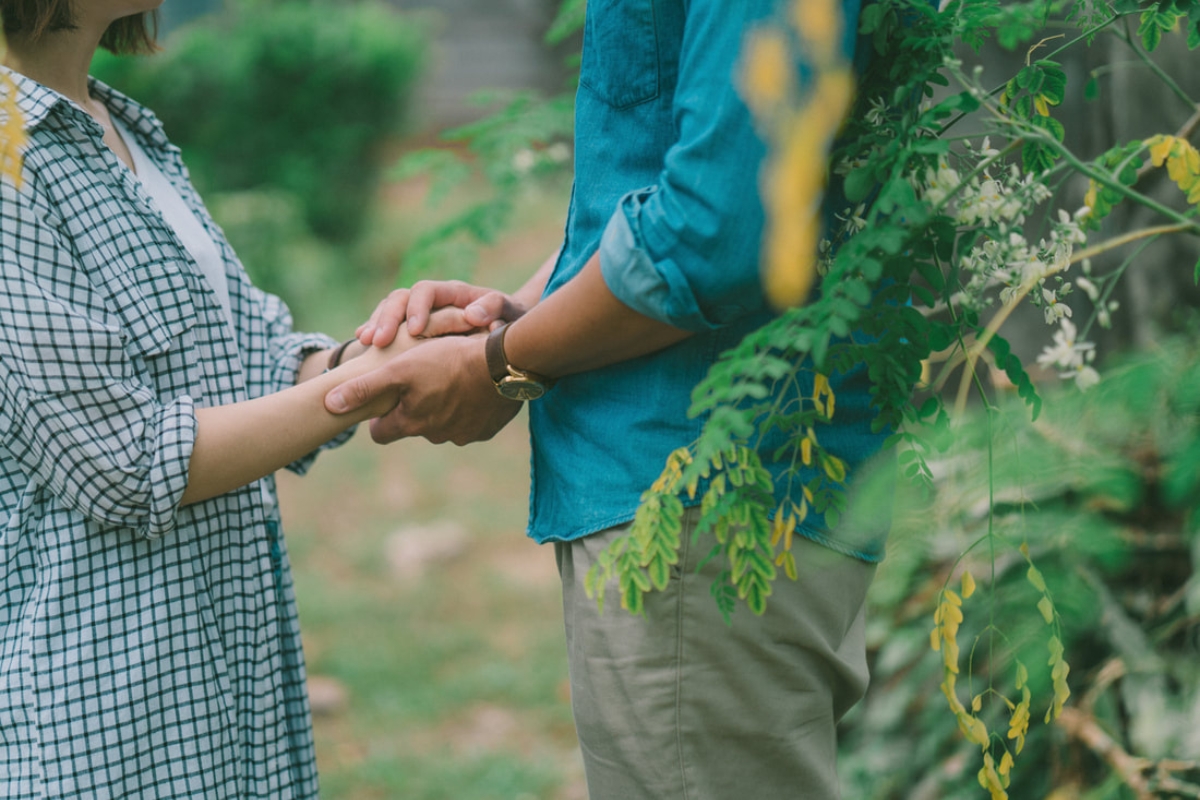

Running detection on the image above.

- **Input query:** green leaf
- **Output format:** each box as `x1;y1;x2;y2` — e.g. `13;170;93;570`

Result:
845;166;876;204
1034;61;1067;105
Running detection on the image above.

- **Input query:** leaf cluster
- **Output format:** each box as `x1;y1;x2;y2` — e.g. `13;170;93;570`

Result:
839;336;1200;798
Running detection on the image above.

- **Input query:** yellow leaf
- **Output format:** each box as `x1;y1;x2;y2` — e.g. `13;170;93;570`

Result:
930;627;941;652
971;693;982;712
741;30;793;117
998;751;1014;777
1026;565;1047;593
1034;95;1050;116
792;0;841;64
801;435;813;466
1047;635;1064;666
945;589;963;607
761;70;854;308
961;570;976;599
1148;134;1174;167
1082;183;1099;218
771;509;787;547
1168;149;1192;185
957;712;989;748
978;753;1008;800
1015;661;1028;690
822;454;846;482
1037;595;1054;624
0;72;28;190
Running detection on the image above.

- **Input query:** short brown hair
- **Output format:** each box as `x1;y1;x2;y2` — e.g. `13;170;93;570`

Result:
1;1;158;54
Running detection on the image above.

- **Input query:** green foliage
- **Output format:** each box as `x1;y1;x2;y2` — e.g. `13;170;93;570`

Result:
839;337;1200;798
92;0;425;241
388;2;581;283
390;91;575;283
599;0;1200;624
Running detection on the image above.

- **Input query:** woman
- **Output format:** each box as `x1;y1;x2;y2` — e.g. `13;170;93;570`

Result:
0;2;412;796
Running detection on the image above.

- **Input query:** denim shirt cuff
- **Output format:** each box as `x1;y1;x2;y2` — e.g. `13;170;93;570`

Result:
600;190;717;332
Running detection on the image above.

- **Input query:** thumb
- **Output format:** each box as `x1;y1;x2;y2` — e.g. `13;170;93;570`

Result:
464;292;523;328
326;369;393;415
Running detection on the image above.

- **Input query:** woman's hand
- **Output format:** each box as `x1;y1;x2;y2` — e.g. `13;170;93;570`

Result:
357;280;531;347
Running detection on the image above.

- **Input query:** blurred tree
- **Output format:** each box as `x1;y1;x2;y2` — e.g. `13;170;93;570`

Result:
93;0;425;242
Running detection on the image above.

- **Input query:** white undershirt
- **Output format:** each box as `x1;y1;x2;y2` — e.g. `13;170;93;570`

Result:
116;120;234;328
116;123;278;509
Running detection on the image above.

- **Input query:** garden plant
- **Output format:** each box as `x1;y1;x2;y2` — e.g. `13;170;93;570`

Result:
3;0;1199;796
401;0;1200;796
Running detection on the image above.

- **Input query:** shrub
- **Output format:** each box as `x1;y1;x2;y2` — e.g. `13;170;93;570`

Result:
93;0;425;241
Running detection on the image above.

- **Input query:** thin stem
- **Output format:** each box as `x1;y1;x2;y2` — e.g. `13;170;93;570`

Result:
1072;222;1193;264
1033;126;1200;234
1115;23;1198;113
1078;236;1157;342
1136;105;1200;182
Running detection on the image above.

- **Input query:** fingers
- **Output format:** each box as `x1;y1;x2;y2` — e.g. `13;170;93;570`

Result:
359;281;525;348
358;289;410;347
420;307;479;338
405;280;490;337
326;362;401;416
462;291;524;330
368;409;416;445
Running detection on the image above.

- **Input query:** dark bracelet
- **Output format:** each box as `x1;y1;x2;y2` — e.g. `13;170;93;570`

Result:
324;337;358;373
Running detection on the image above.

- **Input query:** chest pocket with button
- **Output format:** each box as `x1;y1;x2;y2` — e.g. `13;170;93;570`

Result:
579;0;661;109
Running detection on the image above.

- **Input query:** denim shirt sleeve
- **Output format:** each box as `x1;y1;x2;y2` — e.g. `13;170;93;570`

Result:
599;0;861;332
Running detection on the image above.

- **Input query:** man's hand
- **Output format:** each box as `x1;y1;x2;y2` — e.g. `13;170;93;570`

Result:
324;334;521;445
357;281;530;347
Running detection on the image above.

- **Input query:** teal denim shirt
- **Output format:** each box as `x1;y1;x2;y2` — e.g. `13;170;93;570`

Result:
528;0;892;562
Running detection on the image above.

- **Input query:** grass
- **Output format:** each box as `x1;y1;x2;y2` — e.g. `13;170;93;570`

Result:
274;174;585;799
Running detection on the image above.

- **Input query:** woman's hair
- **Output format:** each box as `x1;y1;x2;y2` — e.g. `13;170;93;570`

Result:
1;1;158;54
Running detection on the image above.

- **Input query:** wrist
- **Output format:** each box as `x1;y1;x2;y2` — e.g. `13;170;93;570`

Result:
484;321;555;401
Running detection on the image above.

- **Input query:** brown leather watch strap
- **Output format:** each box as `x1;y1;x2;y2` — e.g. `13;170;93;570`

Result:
484;322;513;384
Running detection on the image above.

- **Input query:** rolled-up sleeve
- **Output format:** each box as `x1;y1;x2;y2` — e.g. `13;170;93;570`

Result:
0;182;196;539
599;0;861;331
598;0;775;332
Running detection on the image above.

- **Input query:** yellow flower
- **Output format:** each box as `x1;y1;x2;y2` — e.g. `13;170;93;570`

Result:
742;30;793;117
0;70;28;190
792;0;841;65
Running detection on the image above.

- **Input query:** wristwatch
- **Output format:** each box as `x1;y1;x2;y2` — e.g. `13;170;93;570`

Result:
485;322;555;401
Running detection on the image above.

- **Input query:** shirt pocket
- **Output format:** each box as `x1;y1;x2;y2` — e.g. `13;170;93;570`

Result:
108;260;204;395
579;0;661;109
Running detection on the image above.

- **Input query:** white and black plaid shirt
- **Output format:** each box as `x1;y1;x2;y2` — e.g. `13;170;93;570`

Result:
0;72;349;798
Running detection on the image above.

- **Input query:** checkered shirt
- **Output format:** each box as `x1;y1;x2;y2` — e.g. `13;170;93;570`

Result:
0;72;349;798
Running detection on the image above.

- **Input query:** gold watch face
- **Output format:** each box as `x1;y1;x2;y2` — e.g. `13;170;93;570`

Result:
497;377;546;401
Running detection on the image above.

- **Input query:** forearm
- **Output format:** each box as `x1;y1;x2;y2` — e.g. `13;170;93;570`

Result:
511;249;560;310
294;339;370;385
502;251;692;379
182;341;402;506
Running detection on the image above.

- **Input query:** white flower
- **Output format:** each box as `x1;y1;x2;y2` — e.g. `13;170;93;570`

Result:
546;142;571;163
924;162;961;206
1067;364;1101;391
836;204;868;232
1037;318;1094;371
865;97;889;126
512;149;536;173
1042;288;1071;324
1076;277;1099;301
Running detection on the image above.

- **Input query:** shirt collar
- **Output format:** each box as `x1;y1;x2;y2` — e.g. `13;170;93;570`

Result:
1;66;169;151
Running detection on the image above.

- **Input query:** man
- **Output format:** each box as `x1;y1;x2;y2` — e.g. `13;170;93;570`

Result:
326;0;887;796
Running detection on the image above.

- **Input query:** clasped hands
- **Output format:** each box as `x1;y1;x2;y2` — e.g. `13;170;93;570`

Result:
324;280;530;446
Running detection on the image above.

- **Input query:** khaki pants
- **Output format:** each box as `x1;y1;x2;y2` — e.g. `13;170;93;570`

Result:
555;509;875;800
